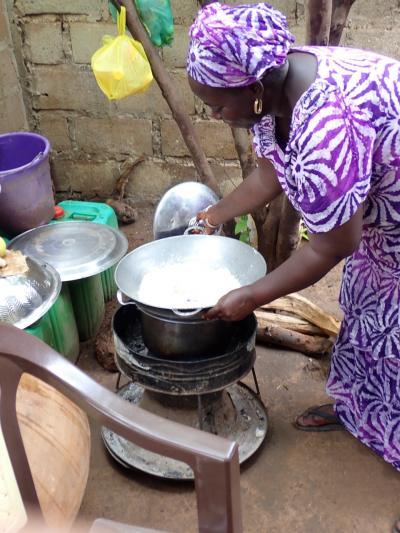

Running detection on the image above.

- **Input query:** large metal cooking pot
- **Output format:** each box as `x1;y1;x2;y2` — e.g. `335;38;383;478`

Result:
116;296;234;358
114;234;267;317
139;305;234;358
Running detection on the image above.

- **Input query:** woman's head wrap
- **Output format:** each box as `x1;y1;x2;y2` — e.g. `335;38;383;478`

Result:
187;2;294;88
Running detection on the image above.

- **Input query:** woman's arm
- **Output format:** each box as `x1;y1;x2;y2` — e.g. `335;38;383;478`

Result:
204;158;282;226
205;205;364;320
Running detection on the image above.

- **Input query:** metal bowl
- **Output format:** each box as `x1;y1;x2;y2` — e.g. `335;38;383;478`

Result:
115;234;267;311
153;182;220;239
8;221;128;281
0;256;61;329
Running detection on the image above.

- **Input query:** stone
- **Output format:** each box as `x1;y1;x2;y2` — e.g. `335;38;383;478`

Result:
160;119;187;157
74;117;153;156
0;5;11;43
209;161;242;195
0;47;21;99
69;22;115;64
161;119;237;159
115;69;195;116
32;65;113;113
37;112;71;151
16;0;105;20
51;158;118;195
162;25;189;69
170;0;197;25
194;121;237;159
24;20;63;64
291;24;306;46
343;29;400;60
0;91;28;133
125;159;197;202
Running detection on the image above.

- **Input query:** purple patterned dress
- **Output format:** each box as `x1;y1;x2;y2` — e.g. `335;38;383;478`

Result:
252;46;400;470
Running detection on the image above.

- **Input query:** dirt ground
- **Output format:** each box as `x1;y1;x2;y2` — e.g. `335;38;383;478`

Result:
75;206;400;533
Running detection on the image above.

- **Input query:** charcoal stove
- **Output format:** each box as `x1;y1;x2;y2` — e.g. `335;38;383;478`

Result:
102;305;268;480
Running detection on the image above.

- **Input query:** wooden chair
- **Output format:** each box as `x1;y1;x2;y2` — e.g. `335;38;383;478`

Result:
0;324;243;533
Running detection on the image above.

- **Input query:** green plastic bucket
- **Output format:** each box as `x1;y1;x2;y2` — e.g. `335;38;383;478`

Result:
51;200;119;301
69;274;105;341
25;313;56;347
48;284;80;361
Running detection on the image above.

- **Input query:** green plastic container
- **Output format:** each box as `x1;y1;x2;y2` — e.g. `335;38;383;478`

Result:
48;284;80;361
51;200;119;301
69;274;105;341
25;313;56;347
2;225;80;360
0;229;10;244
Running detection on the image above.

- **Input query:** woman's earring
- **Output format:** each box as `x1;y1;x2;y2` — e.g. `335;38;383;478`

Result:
254;97;263;115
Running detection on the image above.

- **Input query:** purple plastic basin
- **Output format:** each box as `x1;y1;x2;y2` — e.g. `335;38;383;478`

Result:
0;132;55;236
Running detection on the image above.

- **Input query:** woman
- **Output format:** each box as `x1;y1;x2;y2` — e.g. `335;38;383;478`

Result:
186;1;400;475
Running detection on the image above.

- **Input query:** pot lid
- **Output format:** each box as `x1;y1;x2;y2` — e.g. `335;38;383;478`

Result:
153;182;220;239
0;256;61;329
9;221;128;281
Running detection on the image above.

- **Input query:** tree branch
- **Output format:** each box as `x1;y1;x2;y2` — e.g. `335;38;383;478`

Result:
110;0;221;196
305;0;333;45
329;0;356;45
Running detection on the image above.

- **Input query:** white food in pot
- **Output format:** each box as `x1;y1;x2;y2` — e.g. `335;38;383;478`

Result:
137;263;240;308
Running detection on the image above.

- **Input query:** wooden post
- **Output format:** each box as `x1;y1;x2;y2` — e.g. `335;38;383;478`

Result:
305;0;333;45
110;0;221;196
329;0;357;45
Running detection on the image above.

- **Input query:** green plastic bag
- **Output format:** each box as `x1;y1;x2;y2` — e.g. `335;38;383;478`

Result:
108;0;174;47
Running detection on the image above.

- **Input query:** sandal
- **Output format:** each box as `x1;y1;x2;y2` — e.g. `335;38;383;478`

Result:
293;403;343;432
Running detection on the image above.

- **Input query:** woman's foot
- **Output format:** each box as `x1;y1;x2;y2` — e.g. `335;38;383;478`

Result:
294;403;343;432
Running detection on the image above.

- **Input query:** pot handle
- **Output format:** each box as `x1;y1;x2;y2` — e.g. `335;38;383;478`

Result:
172;307;203;317
117;289;136;306
183;226;207;235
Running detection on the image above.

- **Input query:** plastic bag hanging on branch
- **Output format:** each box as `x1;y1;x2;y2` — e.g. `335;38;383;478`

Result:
135;0;174;47
108;1;174;47
91;6;153;100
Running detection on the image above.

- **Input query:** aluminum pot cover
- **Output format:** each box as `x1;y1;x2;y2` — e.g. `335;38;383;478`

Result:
153;182;220;239
9;221;128;281
114;234;267;311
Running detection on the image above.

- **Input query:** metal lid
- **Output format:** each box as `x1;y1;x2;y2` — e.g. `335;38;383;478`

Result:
153;182;220;239
9;221;128;282
0;256;61;329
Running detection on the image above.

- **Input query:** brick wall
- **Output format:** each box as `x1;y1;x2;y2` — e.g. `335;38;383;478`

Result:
4;0;400;202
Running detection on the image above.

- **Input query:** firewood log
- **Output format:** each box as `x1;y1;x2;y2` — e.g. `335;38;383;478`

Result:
255;309;323;336
261;293;341;337
256;324;334;357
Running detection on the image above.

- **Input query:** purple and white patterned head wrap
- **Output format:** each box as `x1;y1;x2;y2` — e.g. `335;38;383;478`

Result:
187;2;295;88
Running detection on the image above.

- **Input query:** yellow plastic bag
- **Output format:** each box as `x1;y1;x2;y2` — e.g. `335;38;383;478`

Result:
91;6;153;100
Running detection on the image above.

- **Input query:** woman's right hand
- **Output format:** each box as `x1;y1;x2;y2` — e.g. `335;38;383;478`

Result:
186;204;222;235
196;204;221;234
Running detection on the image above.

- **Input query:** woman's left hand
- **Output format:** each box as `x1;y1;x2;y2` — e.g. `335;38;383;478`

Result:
203;286;257;321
